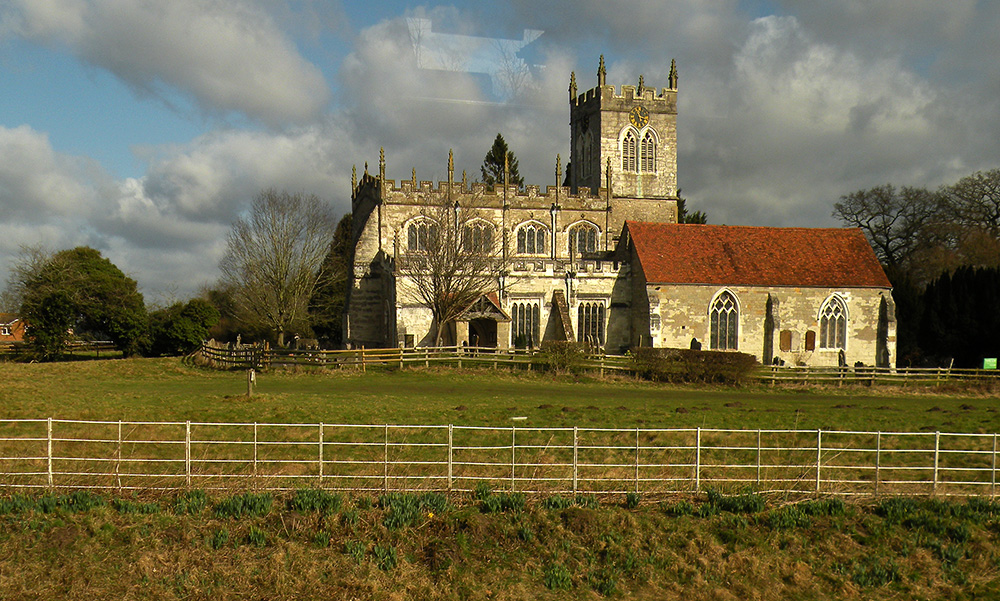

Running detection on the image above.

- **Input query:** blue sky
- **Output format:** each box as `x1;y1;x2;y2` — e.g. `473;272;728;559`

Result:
2;0;999;303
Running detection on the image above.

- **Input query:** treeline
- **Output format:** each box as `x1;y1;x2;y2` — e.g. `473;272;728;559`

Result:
835;168;1000;367
3;199;354;361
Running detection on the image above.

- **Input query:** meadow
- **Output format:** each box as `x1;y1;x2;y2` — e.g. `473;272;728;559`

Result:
1;358;1000;599
1;357;997;433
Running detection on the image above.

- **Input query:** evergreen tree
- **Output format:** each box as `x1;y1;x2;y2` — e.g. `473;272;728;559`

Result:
677;195;708;224
480;134;523;190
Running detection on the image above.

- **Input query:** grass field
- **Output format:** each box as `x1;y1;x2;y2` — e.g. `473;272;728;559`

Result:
2;358;1000;599
1;357;998;434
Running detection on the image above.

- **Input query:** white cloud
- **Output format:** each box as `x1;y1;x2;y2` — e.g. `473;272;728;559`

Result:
4;0;331;125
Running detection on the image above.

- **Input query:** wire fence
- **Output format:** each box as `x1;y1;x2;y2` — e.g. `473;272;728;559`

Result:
0;419;996;497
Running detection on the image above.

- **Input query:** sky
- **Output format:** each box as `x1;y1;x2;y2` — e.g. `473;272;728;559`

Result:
2;0;999;305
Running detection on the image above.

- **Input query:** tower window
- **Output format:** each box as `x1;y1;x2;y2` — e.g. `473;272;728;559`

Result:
640;130;656;172
710;291;739;350
622;130;638;172
819;296;847;349
516;223;547;254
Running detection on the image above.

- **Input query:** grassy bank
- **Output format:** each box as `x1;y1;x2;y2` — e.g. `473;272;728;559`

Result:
1;357;998;433
2;488;999;600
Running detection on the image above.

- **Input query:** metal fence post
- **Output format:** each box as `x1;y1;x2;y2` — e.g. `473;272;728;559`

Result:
253;422;258;483
993;433;997;499
933;431;940;494
756;429;761;486
447;425;453;492
318;423;324;487
46;418;53;489
116;420;122;491
635;427;640;493
816;429;822;494
511;426;516;491
573;426;578;494
875;431;881;497
695;427;701;493
383;424;389;492
185;421;191;487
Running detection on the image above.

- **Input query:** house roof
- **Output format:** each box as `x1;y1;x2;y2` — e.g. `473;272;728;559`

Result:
0;313;20;326
626;221;891;288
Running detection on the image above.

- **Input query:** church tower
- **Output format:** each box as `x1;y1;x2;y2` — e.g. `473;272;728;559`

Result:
568;57;678;200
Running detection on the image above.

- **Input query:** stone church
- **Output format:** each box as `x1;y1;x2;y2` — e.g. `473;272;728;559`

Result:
344;58;896;367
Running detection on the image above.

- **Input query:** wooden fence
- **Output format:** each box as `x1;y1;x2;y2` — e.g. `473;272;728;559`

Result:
0;341;117;359
0;419;996;497
197;342;999;386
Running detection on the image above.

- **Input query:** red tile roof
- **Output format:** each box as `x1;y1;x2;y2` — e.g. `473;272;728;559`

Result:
626;221;891;288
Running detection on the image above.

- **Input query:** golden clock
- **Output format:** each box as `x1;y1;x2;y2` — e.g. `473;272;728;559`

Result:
628;105;649;128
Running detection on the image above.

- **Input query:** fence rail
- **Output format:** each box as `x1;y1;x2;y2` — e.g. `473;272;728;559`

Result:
0;419;996;497
197;342;1000;386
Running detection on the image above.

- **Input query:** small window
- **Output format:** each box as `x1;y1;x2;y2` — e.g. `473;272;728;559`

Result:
805;330;816;351
516;223;547;255
779;330;791;352
0;326;9;336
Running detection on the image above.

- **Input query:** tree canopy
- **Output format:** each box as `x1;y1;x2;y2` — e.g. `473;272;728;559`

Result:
219;190;338;347
309;212;353;347
480;133;523;190
147;298;220;356
677;195;708;224
17;247;148;359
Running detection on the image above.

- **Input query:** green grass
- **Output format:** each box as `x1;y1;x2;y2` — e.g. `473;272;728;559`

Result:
0;357;997;434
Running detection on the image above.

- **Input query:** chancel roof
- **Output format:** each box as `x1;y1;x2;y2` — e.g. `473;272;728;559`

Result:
626;221;891;288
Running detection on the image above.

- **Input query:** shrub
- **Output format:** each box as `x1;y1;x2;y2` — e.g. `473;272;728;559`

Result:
844;556;901;587
340;509;358;527
173;490;208;515
372;544;397;571
574;494;599;509
246;525;267;547
517;525;534;542
538;341;590;374
474;482;493;501
0;495;34;515
379;493;448;529
630;347;758;384
482;492;526;514
287;489;342;514
543;495;573;510
661;500;695;516
312;530;331;548
214;493;273;519
706;489;765;514
543;563;573;590
210;528;229;550
344;540;366;564
589;568;618;596
625;492;641;509
112;499;160;514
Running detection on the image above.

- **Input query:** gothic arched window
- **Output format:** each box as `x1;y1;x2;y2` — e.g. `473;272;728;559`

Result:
407;220;438;252
622;130;638;172
516;223;547;255
462;222;493;253
819;296;848;349
511;301;540;348
710;290;739;350
569;223;598;254
577;301;606;347
640;130;656;172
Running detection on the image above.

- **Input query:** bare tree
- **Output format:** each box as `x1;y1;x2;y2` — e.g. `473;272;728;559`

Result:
219;190;338;347
833;184;939;275
396;199;508;347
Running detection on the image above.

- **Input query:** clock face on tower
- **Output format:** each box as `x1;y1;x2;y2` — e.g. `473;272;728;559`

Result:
628;105;649;129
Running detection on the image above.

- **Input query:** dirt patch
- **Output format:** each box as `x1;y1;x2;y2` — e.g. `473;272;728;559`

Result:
723;402;744;408
832;404;856;409
560;507;599;535
617;406;628;411
960;404;976;411
675;407;690;414
537;404;554;410
561;407;576;413
453;405;467;411
927;406;943;412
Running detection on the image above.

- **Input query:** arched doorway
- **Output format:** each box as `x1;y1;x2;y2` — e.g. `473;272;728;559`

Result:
469;318;498;348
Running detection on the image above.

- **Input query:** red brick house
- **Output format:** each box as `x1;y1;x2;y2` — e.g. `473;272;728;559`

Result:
0;314;26;344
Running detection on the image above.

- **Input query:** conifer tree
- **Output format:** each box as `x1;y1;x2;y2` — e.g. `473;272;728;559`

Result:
480;133;523;190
